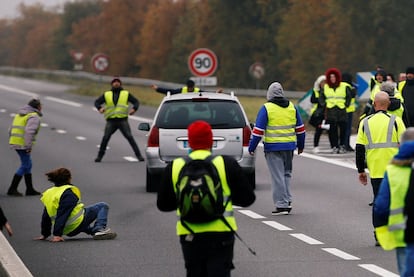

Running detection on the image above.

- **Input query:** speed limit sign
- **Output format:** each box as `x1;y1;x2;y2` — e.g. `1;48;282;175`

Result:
91;53;109;73
188;48;218;77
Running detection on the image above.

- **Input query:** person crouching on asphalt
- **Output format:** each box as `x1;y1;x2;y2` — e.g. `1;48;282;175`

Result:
34;167;117;242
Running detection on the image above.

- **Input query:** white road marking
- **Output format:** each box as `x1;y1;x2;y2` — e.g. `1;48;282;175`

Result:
0;109;6;112
290;233;324;245
56;129;67;134
45;96;83;107
322;248;360;260
262;221;292;231
0;84;38;97
358;264;399;277
76;136;86;141
300;152;356;170
238;210;266;219
41;123;48;127
124;156;138;162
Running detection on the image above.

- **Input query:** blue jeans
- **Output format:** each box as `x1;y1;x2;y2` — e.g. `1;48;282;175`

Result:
16;150;32;176
398;243;414;277
67;202;109;236
264;151;293;208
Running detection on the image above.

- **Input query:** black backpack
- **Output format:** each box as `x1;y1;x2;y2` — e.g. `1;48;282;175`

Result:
176;155;227;224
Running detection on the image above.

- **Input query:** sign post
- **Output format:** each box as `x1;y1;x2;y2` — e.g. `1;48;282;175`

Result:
188;48;218;86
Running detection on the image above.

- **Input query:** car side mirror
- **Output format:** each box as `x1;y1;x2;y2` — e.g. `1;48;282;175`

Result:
138;122;150;131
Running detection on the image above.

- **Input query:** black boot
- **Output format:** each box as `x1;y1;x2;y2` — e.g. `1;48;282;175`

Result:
24;174;40;196
7;174;23;196
95;151;105;162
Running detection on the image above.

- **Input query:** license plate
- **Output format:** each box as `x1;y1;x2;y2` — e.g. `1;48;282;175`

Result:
183;141;217;148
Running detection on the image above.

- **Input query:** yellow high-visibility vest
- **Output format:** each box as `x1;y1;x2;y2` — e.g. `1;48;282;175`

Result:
172;150;237;235
41;185;85;235
103;90;129;119
263;102;296;144
375;164;410;250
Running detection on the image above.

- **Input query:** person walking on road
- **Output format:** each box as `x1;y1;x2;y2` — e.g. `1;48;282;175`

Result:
0;206;13;236
356;91;406;245
7;98;42;196
157;120;255;277
248;82;305;215
34;167;117;242
94;77;144;162
398;67;414;127
374;127;414;277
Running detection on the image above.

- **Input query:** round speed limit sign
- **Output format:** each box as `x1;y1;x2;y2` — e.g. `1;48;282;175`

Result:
188;48;218;77
91;53;109;73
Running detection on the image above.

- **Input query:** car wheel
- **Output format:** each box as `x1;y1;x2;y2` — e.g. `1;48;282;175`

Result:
246;171;256;190
146;169;160;193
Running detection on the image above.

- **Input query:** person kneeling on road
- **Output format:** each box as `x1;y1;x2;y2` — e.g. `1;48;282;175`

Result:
34;168;116;242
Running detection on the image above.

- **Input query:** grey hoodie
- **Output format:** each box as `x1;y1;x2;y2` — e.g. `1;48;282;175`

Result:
9;104;42;150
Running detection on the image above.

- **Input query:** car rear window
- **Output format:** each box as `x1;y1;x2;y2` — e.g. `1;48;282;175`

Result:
156;99;246;129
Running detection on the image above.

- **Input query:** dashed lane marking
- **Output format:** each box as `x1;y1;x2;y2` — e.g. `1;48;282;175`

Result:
289;233;324;245
322;248;360;260
262;220;292;231
76;136;86;141
358;264;399;277
124;156;138;162
237;210;266;219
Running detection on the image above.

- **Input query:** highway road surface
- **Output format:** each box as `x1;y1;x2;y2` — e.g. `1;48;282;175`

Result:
0;75;400;277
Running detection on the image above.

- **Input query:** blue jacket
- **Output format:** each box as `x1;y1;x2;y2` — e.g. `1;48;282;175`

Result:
248;97;305;152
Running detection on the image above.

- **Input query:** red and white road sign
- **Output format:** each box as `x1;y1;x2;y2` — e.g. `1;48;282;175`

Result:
70;51;84;62
91;53;109;73
188;48;218;77
249;62;265;79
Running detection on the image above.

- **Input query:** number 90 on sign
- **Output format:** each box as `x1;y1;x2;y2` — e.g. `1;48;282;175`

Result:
188;48;218;77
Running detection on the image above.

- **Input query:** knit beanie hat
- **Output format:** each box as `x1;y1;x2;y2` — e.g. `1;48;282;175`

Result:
406;67;414;75
380;82;395;96
28;98;41;109
266;82;284;100
188;120;213;150
111;77;122;85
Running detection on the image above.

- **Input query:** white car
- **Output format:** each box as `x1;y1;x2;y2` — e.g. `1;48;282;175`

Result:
138;92;255;192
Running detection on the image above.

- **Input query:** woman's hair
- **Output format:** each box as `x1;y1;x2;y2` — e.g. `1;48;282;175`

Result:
45;168;72;186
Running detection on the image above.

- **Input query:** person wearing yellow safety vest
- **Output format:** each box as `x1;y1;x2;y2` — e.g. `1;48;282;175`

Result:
34;168;117;242
308;75;327;154
356;91;406;246
94;77;144;162
152;79;202;95
249;82;305;215
7;98;42;196
157;120;255;276
342;72;358;152
378;82;409;126
373;127;414;277
320;68;352;154
398;67;414;127
361;69;388;120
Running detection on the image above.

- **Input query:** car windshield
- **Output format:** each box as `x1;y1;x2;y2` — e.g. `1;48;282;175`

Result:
156;99;245;129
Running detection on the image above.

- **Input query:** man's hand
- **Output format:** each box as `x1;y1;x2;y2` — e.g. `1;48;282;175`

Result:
98;107;105;114
358;172;368;185
2;222;13;236
50;236;64;242
33;235;47;241
151;84;158;90
128;109;136;115
297;149;304;155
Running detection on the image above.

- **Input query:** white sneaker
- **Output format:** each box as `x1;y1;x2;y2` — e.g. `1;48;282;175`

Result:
93;227;117;240
312;147;320;154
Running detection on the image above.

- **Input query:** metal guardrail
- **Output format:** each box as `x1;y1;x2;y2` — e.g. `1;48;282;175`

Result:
0;67;307;99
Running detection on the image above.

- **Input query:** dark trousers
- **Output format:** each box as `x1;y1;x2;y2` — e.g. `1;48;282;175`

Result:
180;232;235;277
371;178;383;227
328;121;347;148
313;126;325;147
98;119;141;157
